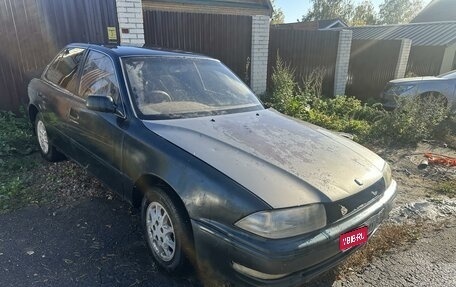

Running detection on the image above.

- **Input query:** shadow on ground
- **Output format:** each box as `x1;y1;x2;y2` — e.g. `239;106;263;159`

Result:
0;198;200;287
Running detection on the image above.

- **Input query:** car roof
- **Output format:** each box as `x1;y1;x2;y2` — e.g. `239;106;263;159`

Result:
67;43;214;60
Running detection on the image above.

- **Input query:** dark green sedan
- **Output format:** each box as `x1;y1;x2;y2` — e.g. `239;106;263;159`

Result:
28;44;397;286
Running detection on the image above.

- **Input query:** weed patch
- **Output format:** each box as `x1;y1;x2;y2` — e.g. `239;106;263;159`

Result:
337;223;422;275
265;56;452;146
369;96;450;145
0;110;111;213
435;180;456;197
0;111;46;212
0;110;35;156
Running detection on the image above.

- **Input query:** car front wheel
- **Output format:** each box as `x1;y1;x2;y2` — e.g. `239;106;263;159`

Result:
141;187;191;273
420;92;448;106
35;113;64;162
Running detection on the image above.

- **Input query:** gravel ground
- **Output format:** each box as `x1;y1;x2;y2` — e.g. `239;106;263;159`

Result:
334;223;456;287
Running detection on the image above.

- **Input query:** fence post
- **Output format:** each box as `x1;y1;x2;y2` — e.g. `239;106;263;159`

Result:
440;44;456;74
394;39;412;78
250;15;270;95
116;0;145;46
333;30;352;96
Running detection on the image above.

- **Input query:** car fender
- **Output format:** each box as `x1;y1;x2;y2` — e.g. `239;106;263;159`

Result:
123;119;270;225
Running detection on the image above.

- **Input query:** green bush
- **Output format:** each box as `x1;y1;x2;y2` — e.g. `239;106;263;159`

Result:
265;57;381;139
266;55;305;117
432;113;456;147
266;57;452;146
370;95;450;145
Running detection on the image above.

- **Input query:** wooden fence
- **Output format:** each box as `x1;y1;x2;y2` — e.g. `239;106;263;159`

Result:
143;10;252;84
268;28;340;97
0;0;119;112
346;39;403;100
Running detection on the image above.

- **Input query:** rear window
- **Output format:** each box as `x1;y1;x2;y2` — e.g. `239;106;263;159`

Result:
45;47;85;93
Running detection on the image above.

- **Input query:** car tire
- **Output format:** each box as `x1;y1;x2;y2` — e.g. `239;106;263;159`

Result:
35;113;64;162
141;186;192;273
420;92;448;106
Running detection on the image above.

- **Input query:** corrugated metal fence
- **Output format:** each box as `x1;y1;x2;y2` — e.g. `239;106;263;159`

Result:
406;46;446;76
268;28;340;97
143;10;252;84
346;39;403;100
0;0;119;112
453;50;456;71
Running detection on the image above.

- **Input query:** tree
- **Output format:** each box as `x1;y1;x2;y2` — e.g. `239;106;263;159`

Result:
271;0;285;24
378;0;423;24
302;0;354;24
351;0;377;26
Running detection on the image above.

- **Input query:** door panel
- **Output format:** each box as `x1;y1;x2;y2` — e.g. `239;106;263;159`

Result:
39;47;86;156
65;50;126;195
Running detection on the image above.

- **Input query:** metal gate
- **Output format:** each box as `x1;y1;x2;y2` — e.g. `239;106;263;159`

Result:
268;28;340;97
143;10;252;83
406;46;446;76
346;39;403;100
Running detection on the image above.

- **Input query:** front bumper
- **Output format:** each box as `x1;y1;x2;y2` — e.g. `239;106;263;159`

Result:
191;180;397;287
380;92;398;110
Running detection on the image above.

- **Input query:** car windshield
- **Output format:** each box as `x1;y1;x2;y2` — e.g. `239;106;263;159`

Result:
122;56;263;119
437;70;456;79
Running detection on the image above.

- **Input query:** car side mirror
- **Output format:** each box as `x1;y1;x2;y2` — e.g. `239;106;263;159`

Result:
86;95;117;113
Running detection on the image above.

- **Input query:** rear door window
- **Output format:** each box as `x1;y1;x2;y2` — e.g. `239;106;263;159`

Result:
44;47;85;93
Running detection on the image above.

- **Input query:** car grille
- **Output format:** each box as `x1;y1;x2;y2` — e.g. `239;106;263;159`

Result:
324;178;386;224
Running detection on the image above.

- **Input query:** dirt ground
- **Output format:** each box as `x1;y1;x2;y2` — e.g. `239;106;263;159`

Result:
0;142;455;286
333;222;456;287
375;142;456;205
331;142;456;286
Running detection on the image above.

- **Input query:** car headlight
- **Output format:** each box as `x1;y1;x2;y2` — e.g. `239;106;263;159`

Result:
388;85;415;95
383;162;392;188
235;204;327;239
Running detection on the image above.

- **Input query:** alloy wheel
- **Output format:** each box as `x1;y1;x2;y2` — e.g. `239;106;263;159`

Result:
36;120;49;154
146;202;176;262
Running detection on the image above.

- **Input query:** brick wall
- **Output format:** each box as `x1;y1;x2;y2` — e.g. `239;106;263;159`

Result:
116;0;145;46
333;30;352;96
250;15;270;95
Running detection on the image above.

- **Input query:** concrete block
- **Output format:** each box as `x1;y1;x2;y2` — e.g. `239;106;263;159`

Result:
128;17;143;23
117;1;134;7
394;39;412;78
333;30;352;96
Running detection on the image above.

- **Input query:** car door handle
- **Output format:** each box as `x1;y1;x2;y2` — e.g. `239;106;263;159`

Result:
69;108;80;121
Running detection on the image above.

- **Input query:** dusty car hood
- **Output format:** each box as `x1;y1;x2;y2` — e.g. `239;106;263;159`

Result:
143;109;385;208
